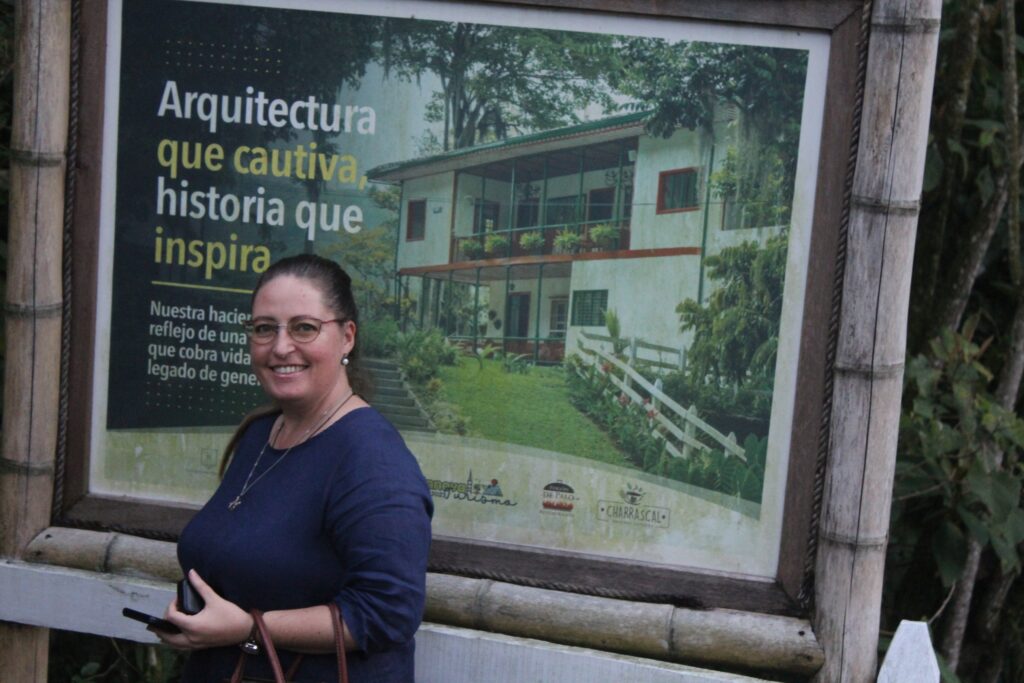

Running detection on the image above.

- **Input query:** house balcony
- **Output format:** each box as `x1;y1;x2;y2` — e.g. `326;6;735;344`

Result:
450;219;632;264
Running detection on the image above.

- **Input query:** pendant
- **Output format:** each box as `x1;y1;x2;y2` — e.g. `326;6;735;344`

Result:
228;496;242;511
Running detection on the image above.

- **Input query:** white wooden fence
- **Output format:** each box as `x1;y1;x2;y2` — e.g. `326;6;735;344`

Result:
575;338;745;461
579;330;685;372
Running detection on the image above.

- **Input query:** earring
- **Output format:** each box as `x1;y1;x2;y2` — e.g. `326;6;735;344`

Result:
341;354;350;366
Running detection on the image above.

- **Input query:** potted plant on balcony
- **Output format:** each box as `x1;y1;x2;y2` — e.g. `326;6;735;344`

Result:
462;239;484;260
484;233;510;256
588;223;620;250
518;230;545;254
553;229;582;254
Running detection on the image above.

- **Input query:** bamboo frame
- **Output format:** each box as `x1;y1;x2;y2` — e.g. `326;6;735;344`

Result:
0;0;939;679
812;0;941;680
0;0;71;680
23;525;824;676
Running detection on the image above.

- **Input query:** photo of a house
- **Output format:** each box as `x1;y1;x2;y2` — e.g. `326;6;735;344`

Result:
371;107;788;364
368;94;799;505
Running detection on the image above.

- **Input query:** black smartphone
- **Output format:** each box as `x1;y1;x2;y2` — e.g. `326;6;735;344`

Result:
177;577;205;615
122;607;180;634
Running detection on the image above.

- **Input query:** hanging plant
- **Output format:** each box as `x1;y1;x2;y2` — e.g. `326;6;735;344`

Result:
554;230;582;254
588;223;620;249
518;230;545;253
484;233;510;256
462;239;484;260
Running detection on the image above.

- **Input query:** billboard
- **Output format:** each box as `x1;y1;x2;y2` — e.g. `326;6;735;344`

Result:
69;0;844;609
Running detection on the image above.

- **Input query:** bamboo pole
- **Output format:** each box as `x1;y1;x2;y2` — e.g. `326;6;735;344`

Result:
813;1;941;681
0;0;71;679
25;526;825;676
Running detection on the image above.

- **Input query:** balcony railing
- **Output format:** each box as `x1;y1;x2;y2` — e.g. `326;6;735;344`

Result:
451;220;632;263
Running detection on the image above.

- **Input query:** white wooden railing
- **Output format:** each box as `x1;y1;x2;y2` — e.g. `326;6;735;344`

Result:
575;339;745;461
578;330;685;372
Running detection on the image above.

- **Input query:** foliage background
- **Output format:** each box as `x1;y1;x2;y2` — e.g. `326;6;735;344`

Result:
881;1;1024;680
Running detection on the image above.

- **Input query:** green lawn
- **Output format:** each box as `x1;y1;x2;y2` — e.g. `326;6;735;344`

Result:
437;358;632;467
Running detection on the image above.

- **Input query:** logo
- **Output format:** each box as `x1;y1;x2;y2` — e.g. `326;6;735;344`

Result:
426;470;517;507
620;482;645;505
597;482;669;528
541;481;576;514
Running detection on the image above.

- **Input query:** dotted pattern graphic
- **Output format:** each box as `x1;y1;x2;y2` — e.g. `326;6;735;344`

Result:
163;39;283;74
144;378;257;417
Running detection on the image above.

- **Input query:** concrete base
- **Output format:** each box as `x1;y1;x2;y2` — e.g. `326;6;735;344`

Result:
417;624;768;682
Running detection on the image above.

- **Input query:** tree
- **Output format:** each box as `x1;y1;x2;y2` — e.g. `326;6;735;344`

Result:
321;186;400;321
676;233;787;391
379;20;619;149
613;40;806;229
885;1;1024;680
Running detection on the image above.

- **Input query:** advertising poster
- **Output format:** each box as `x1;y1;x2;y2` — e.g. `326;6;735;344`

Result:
93;0;829;577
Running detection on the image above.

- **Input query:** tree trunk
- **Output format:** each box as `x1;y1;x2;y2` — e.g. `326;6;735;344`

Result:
950;114;1024;674
933;139;1024;334
1001;0;1020;286
996;294;1024;410
909;0;982;351
938;536;982;671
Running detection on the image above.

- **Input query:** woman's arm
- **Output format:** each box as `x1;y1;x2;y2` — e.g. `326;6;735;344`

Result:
156;570;355;653
324;441;432;654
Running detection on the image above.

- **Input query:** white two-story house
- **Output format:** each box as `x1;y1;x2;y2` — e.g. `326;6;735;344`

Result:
368;109;787;364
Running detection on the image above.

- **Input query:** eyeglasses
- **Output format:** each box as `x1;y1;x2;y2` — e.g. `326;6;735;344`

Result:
242;317;347;344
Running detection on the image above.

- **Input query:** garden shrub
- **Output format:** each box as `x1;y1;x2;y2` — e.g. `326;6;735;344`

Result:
415;374;469;435
565;354;766;502
359;317;400;358
660;371;771;438
397;329;457;383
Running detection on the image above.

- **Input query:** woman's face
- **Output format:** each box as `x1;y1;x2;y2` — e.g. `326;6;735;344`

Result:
249;274;355;411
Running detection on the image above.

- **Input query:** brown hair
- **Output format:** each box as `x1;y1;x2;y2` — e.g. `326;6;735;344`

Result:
218;254;370;476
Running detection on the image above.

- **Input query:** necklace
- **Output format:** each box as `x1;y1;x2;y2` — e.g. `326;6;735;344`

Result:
227;390;356;511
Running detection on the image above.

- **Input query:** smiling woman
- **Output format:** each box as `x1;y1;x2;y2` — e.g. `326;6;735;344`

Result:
159;254;433;683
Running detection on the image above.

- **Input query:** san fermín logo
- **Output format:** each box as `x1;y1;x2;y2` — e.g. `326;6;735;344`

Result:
541;481;576;514
426;470;517;507
597;483;669;528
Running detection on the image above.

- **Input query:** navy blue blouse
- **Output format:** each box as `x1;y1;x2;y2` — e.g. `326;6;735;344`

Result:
177;407;433;682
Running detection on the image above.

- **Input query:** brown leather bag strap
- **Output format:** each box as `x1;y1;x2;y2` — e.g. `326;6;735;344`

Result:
229;606;346;683
251;609;287;683
284;653;305;679
328;602;349;683
229;651;247;683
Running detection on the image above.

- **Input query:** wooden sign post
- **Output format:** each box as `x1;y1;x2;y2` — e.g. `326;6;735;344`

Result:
0;1;70;680
814;0;941;680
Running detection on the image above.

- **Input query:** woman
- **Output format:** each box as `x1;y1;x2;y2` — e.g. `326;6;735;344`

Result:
156;254;433;682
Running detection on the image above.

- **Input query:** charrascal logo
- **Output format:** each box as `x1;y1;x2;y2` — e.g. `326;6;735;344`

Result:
541;481;576;514
426;470;517;507
620;483;645;505
598;482;669;528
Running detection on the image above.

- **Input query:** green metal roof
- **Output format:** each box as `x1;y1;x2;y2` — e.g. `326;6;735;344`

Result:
367;110;649;181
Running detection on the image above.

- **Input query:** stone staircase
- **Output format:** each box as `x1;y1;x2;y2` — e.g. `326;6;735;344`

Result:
362;357;434;432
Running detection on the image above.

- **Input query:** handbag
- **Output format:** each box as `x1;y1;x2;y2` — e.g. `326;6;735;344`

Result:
229;602;349;683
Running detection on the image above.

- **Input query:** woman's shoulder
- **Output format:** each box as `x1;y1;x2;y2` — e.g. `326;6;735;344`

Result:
329;406;403;444
326;407;425;476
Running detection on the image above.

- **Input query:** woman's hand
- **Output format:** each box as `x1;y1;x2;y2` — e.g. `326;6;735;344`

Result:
152;569;253;651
